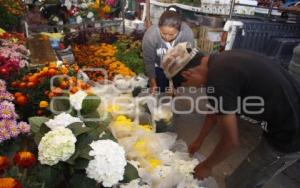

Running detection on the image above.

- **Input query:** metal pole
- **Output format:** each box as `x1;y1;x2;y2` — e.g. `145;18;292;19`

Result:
268;0;274;17
122;0;125;34
229;0;235;19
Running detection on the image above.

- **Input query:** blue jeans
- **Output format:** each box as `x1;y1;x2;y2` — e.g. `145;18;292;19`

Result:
155;67;169;93
226;139;300;188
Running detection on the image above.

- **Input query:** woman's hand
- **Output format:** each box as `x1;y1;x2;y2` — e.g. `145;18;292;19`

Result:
149;79;158;94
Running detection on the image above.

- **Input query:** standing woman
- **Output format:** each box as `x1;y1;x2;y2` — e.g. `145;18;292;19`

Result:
142;8;195;93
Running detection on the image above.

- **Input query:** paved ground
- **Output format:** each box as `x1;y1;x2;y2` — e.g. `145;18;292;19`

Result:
171;89;300;188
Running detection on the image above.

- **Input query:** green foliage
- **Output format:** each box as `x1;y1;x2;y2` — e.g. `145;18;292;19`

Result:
0;6;21;31
121;163;140;183
114;40;145;74
29;116;50;134
69;173;98;188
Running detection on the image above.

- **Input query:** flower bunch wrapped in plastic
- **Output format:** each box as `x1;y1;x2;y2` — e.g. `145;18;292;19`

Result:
0;79;30;143
86;140;127;187
38;127;76;165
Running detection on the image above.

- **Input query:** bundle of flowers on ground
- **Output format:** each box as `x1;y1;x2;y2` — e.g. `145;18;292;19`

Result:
0;38;29;80
28;89;139;187
92;77;218;187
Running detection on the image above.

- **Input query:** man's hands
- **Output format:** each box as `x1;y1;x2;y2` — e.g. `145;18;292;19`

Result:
194;163;213;180
188;139;204;155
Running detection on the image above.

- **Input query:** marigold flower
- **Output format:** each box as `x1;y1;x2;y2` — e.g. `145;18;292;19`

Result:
39;101;49;108
13;151;36;168
0;156;10;172
0;177;22;188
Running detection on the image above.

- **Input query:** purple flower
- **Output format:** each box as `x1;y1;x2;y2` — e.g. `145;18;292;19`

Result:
0;119;6;130
8;124;20;138
0;79;6;91
3;119;19;138
18;121;31;134
0;128;11;142
0;101;17;119
0;91;14;102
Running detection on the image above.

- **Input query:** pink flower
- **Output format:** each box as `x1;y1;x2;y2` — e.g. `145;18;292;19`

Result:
18;122;31;134
0;79;6;91
0;91;14;102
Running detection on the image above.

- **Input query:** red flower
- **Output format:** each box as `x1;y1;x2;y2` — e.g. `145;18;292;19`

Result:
0;156;10;173
0;178;22;188
13;151;36;168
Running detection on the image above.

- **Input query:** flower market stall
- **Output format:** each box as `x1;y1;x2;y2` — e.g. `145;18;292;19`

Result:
0;27;218;187
0;1;219;186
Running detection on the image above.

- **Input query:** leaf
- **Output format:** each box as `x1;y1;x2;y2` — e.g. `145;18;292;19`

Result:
29;116;50;133
76;131;100;150
67;122;91;136
5;165;19;177
73;158;90;170
78;146;92;160
99;131;117;142
36;165;64;188
81;95;101;114
69;173;98;188
121;163;139;183
66;150;80;165
0;138;22;157
34;124;51;144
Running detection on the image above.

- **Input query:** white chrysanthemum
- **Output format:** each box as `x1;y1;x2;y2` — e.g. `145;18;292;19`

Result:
86;140;127;187
174;159;198;176
152;165;173;179
45;112;83;130
69;90;87;110
177;175;204;188
120;179;150;188
38;127;76;165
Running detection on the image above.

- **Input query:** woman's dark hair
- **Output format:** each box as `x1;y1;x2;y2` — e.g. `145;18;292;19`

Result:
172;52;205;88
158;10;182;31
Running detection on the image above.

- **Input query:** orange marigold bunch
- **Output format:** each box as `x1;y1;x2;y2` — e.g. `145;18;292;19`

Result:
0;178;22;188
13;151;36;169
